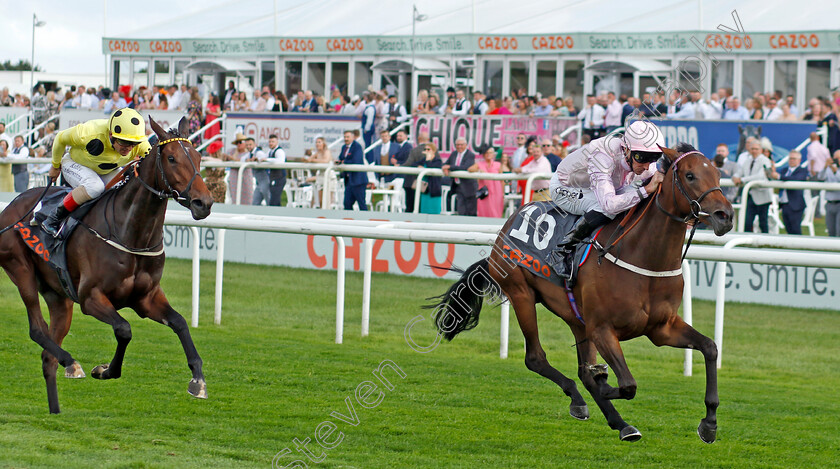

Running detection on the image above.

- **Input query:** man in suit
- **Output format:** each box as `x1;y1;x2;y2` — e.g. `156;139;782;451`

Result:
9;135;30;192
369;129;398;182
772;150;809;234
733;139;773;233
442;137;477;216
386;95;409;131
337;130;369;210
388;130;413;211
265;134;287;206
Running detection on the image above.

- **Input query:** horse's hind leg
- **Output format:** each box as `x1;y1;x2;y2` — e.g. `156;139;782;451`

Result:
134;287;206;399
573;329;640;442
648;316;719;443
508;289;588;420
2;262;77;414
81;289;131;380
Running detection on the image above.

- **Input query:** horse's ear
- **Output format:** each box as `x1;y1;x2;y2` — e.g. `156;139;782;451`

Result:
148;116;166;138
738;124;743;133
658;144;679;162
757;125;762;135
177;117;189;137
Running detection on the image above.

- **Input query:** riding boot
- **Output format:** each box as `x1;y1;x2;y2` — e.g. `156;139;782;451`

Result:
41;206;69;237
558;210;612;252
42;193;80;237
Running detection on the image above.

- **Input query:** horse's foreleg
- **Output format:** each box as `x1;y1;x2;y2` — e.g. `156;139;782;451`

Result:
573;329;635;438
42;291;84;379
648;317;719;443
509;291;587;420
134;288;206;399
81;290;130;380
589;327;637;401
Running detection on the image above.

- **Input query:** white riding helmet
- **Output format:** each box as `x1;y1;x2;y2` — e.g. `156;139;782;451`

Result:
624;120;665;154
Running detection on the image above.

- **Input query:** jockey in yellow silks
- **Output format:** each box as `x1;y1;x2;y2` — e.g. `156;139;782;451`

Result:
41;108;151;236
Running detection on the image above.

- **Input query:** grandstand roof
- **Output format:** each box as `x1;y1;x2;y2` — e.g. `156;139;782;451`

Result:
122;0;840;39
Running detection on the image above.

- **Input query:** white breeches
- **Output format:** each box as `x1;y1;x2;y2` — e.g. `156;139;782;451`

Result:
61;154;120;199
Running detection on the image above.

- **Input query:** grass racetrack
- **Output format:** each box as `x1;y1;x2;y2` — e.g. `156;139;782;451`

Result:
0;259;838;468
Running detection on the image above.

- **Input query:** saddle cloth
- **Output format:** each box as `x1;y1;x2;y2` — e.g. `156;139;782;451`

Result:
14;187;98;302
498;201;596;286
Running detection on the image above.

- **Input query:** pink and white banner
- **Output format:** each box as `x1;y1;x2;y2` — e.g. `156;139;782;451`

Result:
411;115;578;155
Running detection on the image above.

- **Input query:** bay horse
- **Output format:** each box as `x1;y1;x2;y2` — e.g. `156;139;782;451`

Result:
0;116;213;414
430;144;734;442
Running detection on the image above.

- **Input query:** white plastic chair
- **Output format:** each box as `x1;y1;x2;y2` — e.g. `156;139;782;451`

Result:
440;185;453;215
801;195;819;236
766;194;782;234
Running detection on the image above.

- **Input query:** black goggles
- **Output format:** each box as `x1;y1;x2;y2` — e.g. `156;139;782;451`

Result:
114;138;140;148
631;151;662;164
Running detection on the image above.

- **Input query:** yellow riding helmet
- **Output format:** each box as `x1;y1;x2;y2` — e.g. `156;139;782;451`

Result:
108;108;146;142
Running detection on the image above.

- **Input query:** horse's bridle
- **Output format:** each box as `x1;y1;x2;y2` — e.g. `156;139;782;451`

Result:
135;136;202;206
655;150;723;224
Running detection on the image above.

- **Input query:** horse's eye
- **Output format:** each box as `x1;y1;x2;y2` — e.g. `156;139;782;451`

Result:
686;172;695;181
168;155;176;163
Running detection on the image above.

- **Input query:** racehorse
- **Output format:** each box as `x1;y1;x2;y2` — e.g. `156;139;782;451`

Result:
429;144;734;442
0;117;213;414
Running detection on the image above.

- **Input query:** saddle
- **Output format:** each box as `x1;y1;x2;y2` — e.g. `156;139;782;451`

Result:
14;168;135;302
500;201;597;288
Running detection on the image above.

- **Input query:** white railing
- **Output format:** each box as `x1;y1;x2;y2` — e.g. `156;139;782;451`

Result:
361;122;411;157
775;125;828;167
157;211;840;367
22;114;60;144
2;194;839;369
189;114;226;151
6;111;31;133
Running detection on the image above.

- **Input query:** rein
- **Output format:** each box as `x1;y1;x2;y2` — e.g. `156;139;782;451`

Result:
85;135;200;256
596;150;723;275
654;150;723;263
134;137;201;204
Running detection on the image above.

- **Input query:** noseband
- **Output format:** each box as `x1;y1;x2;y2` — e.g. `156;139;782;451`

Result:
655;150;723;224
135;137;202;205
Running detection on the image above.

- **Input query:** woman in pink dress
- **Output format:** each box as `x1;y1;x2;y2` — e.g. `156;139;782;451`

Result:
470;145;504;218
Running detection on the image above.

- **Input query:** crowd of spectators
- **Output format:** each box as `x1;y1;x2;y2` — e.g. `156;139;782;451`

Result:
3;80;840;233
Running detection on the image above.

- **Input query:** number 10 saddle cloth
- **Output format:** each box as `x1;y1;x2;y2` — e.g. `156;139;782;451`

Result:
499;201;598;287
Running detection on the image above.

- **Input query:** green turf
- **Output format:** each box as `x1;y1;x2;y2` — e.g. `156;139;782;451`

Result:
0;259;838;468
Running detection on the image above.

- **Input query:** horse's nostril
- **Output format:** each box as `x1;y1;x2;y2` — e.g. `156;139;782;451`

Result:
192;199;204;209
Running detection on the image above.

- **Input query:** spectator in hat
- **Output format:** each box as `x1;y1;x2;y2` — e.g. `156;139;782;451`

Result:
222;132;253;204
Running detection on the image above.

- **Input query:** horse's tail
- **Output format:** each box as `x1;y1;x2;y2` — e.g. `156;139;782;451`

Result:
425;258;501;341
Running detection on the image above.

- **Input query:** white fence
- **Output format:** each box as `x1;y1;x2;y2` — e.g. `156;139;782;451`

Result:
156;210;840;373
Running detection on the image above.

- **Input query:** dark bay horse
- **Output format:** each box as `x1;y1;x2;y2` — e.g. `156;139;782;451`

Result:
430;144;734;442
0;117;213;413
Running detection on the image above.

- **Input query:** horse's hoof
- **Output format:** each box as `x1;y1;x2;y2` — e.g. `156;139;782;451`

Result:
91;364;109;380
64;361;86;379
619;425;642;442
188;378;207;399
569;404;590;421
698;420;717;444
